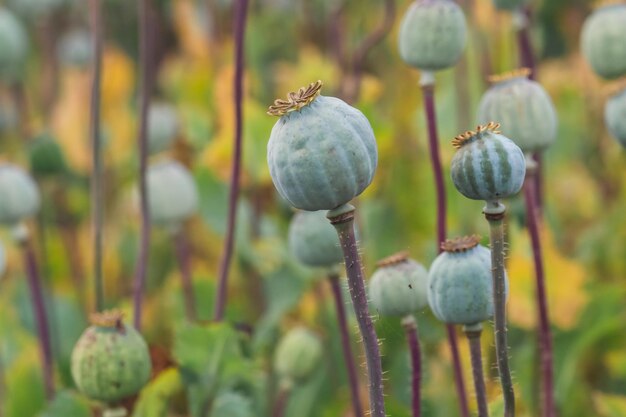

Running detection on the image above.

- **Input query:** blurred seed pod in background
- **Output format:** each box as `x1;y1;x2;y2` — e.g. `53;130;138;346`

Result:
581;3;626;80
0;7;29;82
288;210;343;269
57;28;94;69
148;102;180;155
605;86;626;148
0;163;41;226
29;132;68;178
273;326;323;386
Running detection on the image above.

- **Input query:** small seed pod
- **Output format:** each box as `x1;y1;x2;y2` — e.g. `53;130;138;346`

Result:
29;133;67;177
477;69;558;153
581;4;626;80
0;163;40;226
7;0;66;19
0;8;28;81
211;392;254;417
147;160;198;228
492;0;529;11
428;236;505;325
398;0;467;72
288;210;343;268
57;29;93;68
273;327;322;385
605;86;626;148
71;310;152;404
267;81;377;211
148;103;179;155
368;252;429;317
450;122;526;203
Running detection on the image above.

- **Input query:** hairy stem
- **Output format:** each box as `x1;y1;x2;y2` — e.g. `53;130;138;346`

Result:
464;324;489;417
214;0;249;321
523;162;555;417
421;74;470;417
173;228;197;321
484;202;515;417
328;273;365;417
403;315;422;417
327;204;385;417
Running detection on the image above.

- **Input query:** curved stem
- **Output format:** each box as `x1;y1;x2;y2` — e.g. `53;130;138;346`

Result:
484;202;515;417
328;273;365;417
272;385;290;417
173;229;197;321
523;163;555;417
421;76;470;417
327;204;386;417
214;0;249;321
463;324;489;417
403;315;422;417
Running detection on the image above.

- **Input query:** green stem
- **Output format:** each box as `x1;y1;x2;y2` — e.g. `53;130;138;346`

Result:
484;201;515;417
103;407;127;417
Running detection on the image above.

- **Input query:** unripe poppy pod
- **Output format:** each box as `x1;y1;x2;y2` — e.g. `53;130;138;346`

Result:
273;327;323;385
147;160;198;228
148;103;179;155
0;163;40;226
581;3;626;80
288;210;343;268
0;8;28;81
605;85;626;148
57;29;93;68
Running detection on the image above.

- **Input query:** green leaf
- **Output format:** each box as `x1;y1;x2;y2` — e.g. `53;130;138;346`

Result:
132;368;184;417
210;391;254;417
39;390;91;417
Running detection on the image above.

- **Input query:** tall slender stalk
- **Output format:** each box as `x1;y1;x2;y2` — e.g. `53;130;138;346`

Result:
88;0;104;313
328;272;365;417
133;0;155;330
421;72;470;417
214;0;249;321
523;159;555;417
272;386;290;417
484;201;515;417
173;228;197;321
463;323;489;417
327;204;385;417
402;315;422;417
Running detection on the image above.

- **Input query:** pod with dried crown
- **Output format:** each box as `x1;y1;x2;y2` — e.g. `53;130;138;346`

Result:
0;7;28;81
605;86;626;148
581;3;626;80
273;326;322;386
288;210;343;268
148;103;179;155
0;163;40;226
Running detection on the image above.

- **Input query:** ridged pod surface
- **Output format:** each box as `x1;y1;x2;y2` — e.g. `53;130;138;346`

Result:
273;327;322;383
148;103;179;155
581;4;626;80
605;87;626;148
428;236;503;325
492;0;529;11
450;123;526;202
288;210;343;268
398;0;467;71
71;311;152;404
368;253;429;317
0;163;40;225
147;160;198;227
0;8;28;81
267;81;377;211
478;70;558;153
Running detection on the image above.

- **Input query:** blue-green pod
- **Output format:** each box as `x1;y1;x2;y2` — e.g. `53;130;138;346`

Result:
29;133;67;177
605;86;626;148
0;163;40;225
477;69;558;153
0;8;28;81
288;210;343;268
398;0;467;71
267;81;377;211
148;103;179;155
450;122;526;203
368;252;429;317
492;0;528;11
57;29;93;68
210;392;254;417
581;4;626;80
147;159;198;228
273;326;322;384
428;236;504;325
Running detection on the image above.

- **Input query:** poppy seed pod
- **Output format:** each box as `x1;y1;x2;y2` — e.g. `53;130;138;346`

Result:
605;86;626;148
581;4;626;80
273;327;323;385
148;103;179;155
398;0;467;72
0;163;40;226
492;0;529;11
368;252;429;317
57;29;93;68
288;210;343;268
267;81;377;211
450;122;526;203
428;236;504;325
71;310;152;404
477;68;558;153
0;8;28;81
147;160;198;228
29;133;67;177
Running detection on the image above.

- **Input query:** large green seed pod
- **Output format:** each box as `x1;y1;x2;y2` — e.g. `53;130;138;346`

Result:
398;0;467;72
368;252;429;317
148;103;179;155
0;163;40;226
492;0;529;11
428;236;504;325
57;29;93;68
288;210;343;268
71;310;152;405
0;8;28;81
267;81;377;211
147;159;198;228
273;326;322;385
450;122;526;203
581;4;626;80
29;133;67;177
605;86;626;148
477;69;558;153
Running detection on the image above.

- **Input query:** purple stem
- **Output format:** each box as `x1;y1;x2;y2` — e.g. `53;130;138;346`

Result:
214;0;248;321
328;273;365;417
133;0;155;330
421;81;471;417
22;237;55;400
272;386;290;417
523;166;555;417
173;229;197;321
403;315;421;417
464;325;489;417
